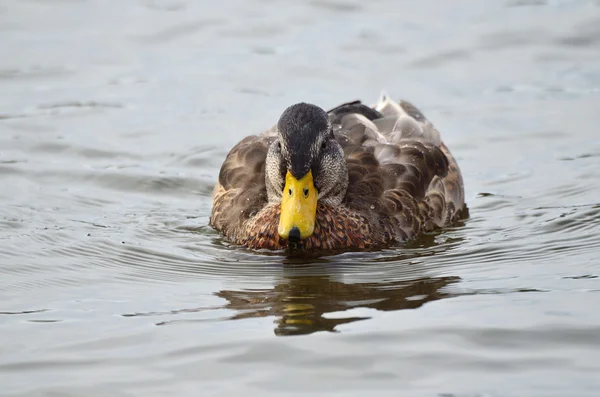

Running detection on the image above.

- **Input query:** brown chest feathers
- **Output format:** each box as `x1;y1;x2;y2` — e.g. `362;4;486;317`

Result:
234;204;387;250
225;198;443;251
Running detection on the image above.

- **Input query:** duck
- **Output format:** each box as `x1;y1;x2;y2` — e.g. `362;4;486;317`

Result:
209;94;465;251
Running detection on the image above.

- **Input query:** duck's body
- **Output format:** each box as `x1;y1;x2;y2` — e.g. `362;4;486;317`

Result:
210;95;465;251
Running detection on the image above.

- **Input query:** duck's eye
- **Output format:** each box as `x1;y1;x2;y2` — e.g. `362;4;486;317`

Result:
321;140;327;150
303;187;309;197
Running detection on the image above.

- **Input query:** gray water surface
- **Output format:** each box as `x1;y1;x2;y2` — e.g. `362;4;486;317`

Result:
2;0;600;396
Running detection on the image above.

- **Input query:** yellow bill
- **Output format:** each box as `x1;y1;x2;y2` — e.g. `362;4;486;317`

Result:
278;170;318;240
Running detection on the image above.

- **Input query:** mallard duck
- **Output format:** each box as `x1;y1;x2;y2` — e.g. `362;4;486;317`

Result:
210;94;465;250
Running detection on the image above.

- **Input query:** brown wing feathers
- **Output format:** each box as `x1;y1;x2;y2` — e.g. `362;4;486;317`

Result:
210;135;270;239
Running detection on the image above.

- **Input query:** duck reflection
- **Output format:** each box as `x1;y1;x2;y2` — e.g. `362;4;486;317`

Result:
216;274;459;336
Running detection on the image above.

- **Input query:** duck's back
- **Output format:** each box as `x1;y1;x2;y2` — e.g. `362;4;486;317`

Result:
328;94;465;242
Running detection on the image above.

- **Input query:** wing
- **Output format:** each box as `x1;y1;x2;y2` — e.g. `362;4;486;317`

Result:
209;135;272;239
328;95;465;240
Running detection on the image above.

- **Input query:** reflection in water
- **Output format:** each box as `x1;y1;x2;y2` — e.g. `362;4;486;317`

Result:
121;225;466;336
217;274;460;336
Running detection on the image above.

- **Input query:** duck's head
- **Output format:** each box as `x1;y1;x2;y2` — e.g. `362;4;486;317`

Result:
265;103;349;243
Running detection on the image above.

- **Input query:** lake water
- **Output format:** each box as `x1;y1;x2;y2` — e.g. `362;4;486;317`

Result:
2;0;600;396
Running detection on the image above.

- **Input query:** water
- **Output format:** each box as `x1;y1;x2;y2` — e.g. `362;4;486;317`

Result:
1;0;600;395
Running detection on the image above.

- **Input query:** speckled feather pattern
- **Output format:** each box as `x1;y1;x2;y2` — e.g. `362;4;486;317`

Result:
210;96;466;250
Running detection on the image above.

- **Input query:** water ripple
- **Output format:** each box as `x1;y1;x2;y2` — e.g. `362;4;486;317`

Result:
2;0;600;394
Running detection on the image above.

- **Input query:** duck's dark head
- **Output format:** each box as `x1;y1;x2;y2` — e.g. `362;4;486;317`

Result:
265;103;348;243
